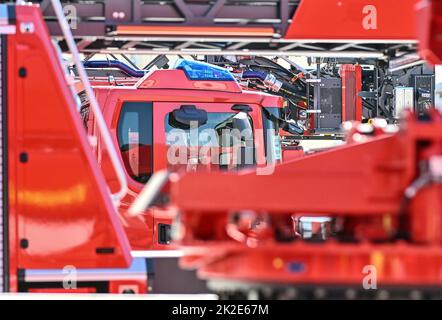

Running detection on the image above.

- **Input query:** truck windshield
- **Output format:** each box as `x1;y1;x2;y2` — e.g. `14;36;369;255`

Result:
165;111;255;170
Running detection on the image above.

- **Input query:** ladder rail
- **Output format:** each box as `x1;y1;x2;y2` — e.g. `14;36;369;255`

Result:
50;0;128;202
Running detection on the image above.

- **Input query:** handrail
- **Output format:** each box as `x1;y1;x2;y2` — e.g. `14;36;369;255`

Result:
50;0;128;202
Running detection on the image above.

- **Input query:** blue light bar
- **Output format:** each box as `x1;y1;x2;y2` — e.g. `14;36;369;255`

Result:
174;59;235;81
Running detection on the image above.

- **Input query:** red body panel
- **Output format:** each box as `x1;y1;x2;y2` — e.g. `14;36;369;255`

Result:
188;243;442;286
285;0;418;40
171;134;410;214
7;6;131;290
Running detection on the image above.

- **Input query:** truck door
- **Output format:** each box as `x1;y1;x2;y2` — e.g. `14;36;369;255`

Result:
115;101;155;249
115;101;265;249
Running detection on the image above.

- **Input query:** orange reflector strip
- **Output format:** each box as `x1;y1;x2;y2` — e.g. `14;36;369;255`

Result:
116;25;275;37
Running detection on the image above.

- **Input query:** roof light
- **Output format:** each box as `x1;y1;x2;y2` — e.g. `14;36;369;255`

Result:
174;59;235;81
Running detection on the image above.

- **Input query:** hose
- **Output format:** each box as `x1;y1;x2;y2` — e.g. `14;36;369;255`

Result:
83;60;146;78
242;70;267;81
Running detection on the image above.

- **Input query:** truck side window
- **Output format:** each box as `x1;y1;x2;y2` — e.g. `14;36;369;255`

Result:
117;102;153;183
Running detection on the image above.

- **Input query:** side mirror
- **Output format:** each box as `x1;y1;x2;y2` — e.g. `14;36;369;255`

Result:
231;104;253;113
172;105;208;127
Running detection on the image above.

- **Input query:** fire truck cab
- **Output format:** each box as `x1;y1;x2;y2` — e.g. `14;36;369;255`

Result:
80;59;294;251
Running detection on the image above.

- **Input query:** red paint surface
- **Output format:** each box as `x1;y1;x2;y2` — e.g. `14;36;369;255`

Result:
285;0;418;40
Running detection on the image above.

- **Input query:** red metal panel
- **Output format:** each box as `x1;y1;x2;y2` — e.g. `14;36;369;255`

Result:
355;65;363;121
8;6;131;270
28;287;97;293
416;0;442;64
7;33;18;293
171;134;411;215
194;243;442;286
341;64;362;121
285;0;418;40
